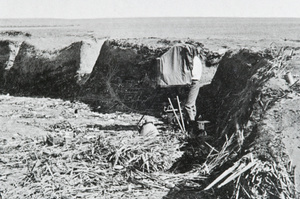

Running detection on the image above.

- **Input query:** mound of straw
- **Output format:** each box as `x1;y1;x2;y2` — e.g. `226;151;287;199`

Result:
0;123;183;199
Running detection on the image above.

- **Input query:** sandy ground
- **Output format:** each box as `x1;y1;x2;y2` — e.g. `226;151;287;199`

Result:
0;94;153;140
0;94;169;198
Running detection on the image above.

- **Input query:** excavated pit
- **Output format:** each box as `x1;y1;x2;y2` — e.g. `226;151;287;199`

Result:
0;38;298;198
80;39;219;114
167;49;298;198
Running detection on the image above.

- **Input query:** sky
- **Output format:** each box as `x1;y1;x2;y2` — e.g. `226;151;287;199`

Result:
0;0;300;19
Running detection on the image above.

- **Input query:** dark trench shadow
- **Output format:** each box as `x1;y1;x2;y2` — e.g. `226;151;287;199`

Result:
85;86;191;118
86;123;168;132
86;124;139;131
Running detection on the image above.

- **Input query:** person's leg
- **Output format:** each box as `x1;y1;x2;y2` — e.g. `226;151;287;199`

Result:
185;80;201;121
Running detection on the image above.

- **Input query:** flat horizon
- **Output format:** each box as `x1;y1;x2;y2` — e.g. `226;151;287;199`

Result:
1;16;300;20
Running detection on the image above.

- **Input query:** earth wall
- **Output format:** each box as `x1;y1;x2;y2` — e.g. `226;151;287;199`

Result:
81;39;171;113
168;49;298;198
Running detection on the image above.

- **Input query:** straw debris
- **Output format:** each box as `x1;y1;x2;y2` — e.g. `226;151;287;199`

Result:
0;120;183;198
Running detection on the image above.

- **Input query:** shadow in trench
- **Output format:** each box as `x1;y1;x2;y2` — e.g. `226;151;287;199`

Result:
86;124;139;131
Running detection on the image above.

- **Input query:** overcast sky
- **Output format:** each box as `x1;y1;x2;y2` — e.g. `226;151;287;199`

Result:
0;0;300;19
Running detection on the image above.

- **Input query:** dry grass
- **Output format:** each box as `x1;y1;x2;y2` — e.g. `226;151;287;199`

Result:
0;122;184;199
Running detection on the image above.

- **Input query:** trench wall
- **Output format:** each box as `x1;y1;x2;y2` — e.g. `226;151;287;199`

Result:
4;42;82;97
196;49;297;197
80;39;220;113
0;41;10;86
0;40;103;98
1;38;219;114
81;40;171;112
197;49;272;136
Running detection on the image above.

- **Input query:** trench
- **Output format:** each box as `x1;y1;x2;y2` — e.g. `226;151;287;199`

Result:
166;48;299;198
0;38;298;198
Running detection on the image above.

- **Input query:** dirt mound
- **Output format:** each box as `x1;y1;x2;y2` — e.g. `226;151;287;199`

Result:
198;49;273;136
2;41;82;98
81;39;171;113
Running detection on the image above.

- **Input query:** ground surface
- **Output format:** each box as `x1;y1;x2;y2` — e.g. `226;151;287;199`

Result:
0;94;170;198
0;94;147;140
